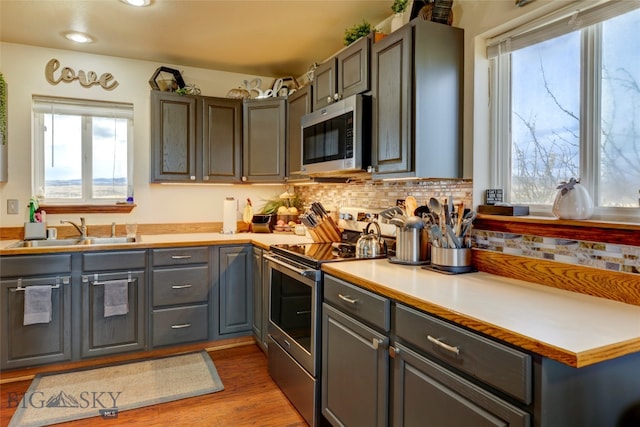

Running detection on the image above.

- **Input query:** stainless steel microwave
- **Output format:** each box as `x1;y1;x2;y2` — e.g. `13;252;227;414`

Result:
299;94;371;176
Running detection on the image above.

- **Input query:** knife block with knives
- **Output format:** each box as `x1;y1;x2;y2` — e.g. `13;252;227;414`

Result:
299;202;342;242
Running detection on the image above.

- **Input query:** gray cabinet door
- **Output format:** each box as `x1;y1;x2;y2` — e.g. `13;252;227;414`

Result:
202;96;242;183
150;91;198;182
81;270;146;358
242;98;286;182
322;303;389;427
286;85;311;179
392;343;530;427
312;57;337;111
337;35;371;100
372;25;412;175
372;20;463;179
251;246;264;350
1;276;72;369
218;246;252;335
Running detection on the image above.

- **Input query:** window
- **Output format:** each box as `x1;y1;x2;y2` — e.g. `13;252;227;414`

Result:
489;2;640;217
32;96;134;203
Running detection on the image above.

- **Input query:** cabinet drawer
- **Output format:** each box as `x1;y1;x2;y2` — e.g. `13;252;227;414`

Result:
324;275;390;332
393;343;530;427
395;304;532;404
83;251;146;271
1;254;71;277
152;247;208;266
152;304;208;347
153;266;209;307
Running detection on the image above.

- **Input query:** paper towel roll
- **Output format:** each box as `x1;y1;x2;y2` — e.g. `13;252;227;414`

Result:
222;197;237;234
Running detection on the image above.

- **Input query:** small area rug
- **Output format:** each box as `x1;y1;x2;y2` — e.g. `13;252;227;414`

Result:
9;350;224;427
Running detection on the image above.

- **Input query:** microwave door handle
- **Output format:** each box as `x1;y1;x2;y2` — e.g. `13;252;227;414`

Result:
264;254;316;278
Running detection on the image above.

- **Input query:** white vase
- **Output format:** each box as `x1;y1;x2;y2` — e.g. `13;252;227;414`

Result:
552;183;594;220
390;13;404;32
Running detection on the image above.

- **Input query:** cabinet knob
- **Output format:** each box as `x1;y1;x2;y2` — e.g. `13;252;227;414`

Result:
326;96;333;104
333;93;341;101
242;176;248;182
367;166;376;173
389;346;400;358
372;338;383;350
190;176;196;180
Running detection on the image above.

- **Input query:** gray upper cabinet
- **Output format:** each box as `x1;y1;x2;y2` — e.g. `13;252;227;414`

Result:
242;98;286;183
371;19;463;179
286;85;312;180
150;91;243;183
151;91;198;182
202;97;243;182
312;35;371;111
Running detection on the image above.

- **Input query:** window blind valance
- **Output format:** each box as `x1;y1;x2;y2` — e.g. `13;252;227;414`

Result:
487;0;640;58
33;96;133;119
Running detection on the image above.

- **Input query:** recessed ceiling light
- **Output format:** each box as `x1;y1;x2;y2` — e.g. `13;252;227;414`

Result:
64;32;94;44
121;0;151;6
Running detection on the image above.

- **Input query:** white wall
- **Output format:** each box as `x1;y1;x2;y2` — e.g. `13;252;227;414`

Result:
0;43;283;227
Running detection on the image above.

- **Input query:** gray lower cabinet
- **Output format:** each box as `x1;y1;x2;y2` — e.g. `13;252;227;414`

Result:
392;342;529;427
80;250;147;358
252;246;268;352
217;245;253;336
322;275;391;427
0;254;72;370
393;304;530;427
150;247;210;347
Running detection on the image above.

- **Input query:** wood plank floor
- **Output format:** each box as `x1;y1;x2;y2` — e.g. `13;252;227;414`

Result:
0;344;307;427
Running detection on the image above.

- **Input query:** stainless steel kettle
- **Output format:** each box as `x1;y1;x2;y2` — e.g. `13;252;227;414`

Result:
356;222;387;258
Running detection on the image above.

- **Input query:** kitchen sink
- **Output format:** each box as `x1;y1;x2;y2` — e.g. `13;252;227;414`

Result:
78;236;138;245
8;238;81;248
7;236;138;248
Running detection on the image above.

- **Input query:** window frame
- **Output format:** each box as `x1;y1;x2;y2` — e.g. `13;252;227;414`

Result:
32;96;134;205
488;1;640;220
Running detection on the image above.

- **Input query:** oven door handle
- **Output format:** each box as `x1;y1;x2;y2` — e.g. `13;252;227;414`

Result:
264;253;318;279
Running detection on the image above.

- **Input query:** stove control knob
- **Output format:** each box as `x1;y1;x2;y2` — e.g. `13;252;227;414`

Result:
340;213;353;220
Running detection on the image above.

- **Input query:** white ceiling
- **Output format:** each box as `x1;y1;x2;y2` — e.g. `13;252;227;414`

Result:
0;0;395;78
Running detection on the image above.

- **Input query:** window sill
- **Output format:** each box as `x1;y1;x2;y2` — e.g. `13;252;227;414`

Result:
474;215;640;247
39;204;137;215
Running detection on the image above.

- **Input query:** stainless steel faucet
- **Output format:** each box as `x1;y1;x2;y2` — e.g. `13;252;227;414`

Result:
60;217;87;239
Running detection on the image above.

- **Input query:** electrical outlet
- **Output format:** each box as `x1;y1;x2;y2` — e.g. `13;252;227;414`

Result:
7;199;19;215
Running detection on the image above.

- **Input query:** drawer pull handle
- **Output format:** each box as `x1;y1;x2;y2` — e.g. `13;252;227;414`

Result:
172;284;192;289
171;323;192;329
296;310;311;315
171;255;192;259
338;293;358;304
427;335;460;356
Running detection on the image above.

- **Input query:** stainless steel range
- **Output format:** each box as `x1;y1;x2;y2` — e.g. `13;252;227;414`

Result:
265;207;394;426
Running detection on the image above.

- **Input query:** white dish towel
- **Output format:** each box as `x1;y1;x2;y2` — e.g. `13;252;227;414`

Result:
104;279;129;317
24;285;52;326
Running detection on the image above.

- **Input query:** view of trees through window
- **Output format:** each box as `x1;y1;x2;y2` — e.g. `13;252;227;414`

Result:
510;8;640;208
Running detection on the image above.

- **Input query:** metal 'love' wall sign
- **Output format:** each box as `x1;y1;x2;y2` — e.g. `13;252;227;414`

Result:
45;58;119;90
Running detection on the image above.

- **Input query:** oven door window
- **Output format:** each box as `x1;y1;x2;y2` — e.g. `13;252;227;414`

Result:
302;111;352;165
270;268;312;352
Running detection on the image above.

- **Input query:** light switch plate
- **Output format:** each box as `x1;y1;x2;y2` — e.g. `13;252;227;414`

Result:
7;199;19;215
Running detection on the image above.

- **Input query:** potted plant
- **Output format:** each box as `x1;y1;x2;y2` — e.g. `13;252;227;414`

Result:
390;0;410;32
344;20;374;46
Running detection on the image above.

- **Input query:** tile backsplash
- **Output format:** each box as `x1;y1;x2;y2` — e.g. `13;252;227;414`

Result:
295;178;473;211
295;178;639;276
474;231;640;275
